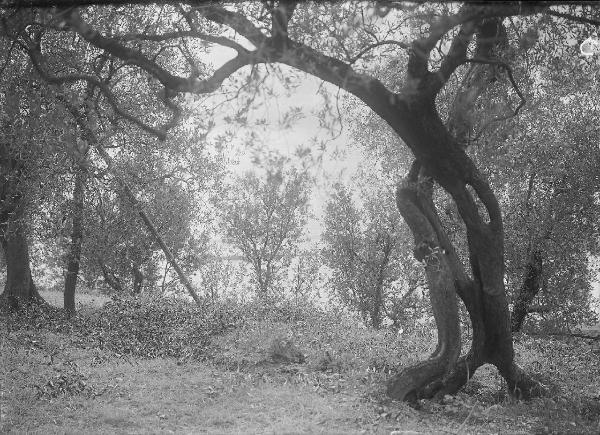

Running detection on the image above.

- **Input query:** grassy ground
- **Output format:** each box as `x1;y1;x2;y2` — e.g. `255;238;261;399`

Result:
2;290;600;434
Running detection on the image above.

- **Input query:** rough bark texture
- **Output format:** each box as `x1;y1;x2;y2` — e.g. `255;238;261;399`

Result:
387;170;461;401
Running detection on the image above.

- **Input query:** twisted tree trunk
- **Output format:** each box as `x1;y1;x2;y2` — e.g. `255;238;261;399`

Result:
388;155;546;401
388;168;461;400
385;17;544;401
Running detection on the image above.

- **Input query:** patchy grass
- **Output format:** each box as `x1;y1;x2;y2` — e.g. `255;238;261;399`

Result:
2;296;600;434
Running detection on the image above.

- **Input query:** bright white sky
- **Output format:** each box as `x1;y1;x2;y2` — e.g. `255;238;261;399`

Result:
194;47;368;243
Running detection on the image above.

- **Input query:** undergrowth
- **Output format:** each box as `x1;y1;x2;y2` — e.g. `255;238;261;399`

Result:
4;295;246;360
3;294;600;434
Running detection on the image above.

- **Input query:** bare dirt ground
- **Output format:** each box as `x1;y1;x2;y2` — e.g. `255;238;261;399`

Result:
2;290;600;434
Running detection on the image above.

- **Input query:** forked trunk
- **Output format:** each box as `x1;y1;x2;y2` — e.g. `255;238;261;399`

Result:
387;162;545;402
385;17;545;402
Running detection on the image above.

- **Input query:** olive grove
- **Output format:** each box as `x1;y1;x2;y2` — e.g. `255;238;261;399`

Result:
1;1;600;403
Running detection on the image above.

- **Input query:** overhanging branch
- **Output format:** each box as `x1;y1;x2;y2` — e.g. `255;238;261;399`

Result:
26;44;174;140
118;30;248;53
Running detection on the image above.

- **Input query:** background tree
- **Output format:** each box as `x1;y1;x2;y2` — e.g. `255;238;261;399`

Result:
286;248;323;311
323;181;423;329
219;154;311;300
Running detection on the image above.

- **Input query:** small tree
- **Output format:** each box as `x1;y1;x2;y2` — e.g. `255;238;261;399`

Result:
323;182;422;329
220;159;310;301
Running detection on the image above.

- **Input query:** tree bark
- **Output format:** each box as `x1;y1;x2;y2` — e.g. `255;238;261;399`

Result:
64;165;87;314
387;159;546;402
386;18;543;402
388;169;461;401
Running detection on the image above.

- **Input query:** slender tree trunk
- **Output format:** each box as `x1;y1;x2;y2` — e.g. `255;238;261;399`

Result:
511;249;543;332
56;95;202;305
64;165;87;314
372;241;391;330
161;262;170;293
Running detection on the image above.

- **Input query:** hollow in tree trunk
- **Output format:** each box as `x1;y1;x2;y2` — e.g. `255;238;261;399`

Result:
386;158;546;402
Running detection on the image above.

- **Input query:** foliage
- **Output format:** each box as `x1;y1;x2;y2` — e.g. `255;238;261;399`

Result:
284;248;325;310
3;292;600;433
34;363;96;400
3;0;600;402
464;21;600;331
219;154;311;300
322;181;425;329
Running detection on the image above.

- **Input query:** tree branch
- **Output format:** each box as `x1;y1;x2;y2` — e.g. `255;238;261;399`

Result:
26;43;175;139
117;30;248;53
197;3;269;48
348;39;410;65
546;9;600;26
466;57;526;142
65;9;256;94
270;1;297;50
